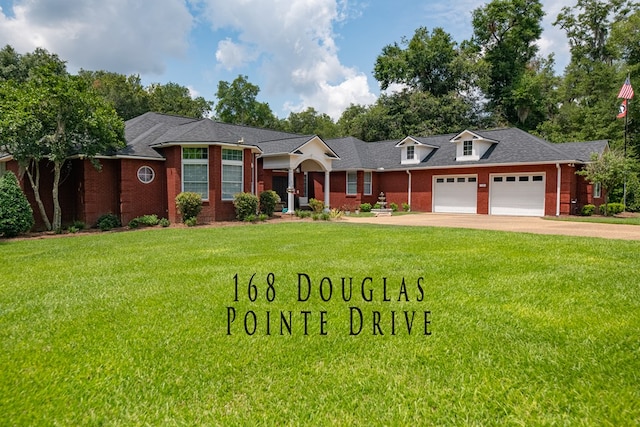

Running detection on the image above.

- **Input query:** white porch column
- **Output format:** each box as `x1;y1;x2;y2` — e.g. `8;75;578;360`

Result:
324;171;330;210
287;168;295;213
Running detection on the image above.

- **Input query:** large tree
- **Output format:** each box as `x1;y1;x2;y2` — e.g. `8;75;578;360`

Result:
148;82;212;119
78;70;150;120
471;0;545;125
282;107;340;139
0;48;124;231
215;75;278;128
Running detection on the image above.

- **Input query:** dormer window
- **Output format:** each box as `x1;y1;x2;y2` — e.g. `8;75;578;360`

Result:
407;145;415;160
463;140;473;156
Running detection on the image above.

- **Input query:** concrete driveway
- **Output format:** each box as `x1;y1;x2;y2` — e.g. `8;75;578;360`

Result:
342;213;640;240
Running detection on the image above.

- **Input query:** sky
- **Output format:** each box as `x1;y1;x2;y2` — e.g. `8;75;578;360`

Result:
0;0;574;120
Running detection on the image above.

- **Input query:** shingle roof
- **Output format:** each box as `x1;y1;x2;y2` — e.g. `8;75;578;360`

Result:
326;128;608;171
120;113;608;170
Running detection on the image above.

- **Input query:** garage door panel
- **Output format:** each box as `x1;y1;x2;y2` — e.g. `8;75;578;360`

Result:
433;176;477;214
490;175;545;216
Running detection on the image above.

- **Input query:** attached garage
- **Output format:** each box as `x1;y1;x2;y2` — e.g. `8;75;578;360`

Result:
490;174;545;216
433;175;477;214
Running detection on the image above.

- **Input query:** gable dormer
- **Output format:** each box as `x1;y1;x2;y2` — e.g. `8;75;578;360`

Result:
395;137;438;165
451;130;497;161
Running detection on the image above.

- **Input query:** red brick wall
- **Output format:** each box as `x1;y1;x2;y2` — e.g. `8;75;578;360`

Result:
300;163;591;216
81;159;120;226
119;159;167;225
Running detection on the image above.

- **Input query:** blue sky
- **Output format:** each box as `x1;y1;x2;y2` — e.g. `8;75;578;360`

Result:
0;0;572;120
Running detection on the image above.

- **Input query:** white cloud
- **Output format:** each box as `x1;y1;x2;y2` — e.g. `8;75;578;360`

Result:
0;0;193;75
195;0;376;120
215;39;258;70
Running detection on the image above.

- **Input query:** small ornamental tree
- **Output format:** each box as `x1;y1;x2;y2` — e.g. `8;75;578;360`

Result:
0;171;34;237
175;192;203;223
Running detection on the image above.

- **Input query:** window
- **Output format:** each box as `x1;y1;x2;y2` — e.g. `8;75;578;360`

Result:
364;171;372;195
463;140;473;156
457;177;466;183
182;147;208;200
436;178;444;183
519;176;529;182
446;178;455;183
406;145;415;160
303;172;309;198
222;148;243;200
494;177;503;182
506;176;516;182
594;182;602;198
532;175;543;182
468;177;477;183
347;171;357;195
137;166;155;184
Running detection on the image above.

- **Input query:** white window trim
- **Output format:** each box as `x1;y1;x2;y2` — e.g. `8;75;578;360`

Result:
137;165;155;184
593;182;602;198
363;171;372;196
182;147;209;201
463;140;473;156
221;148;243;201
346;171;357;195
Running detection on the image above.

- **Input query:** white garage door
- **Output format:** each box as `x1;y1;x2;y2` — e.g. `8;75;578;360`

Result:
433;176;477;214
490;174;545;216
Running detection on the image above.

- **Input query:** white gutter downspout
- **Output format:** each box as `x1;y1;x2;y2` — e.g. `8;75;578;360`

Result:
556;163;561;216
406;170;412;210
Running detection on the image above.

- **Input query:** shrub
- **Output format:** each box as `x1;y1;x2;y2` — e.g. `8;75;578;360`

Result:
296;210;312;219
139;214;160;226
96;213;121;231
402;203;410;212
0;171;34;237
67;226;79;234
259;190;280;217
608;203;625;215
374;202;381;209
184;217;197;227
308;198;324;213
390;202;398;212
128;217;140;229
599;203;625;216
159;218;170;227
234;192;259;221
360;203;372;212
258;213;269;222
320;212;331;221
329;208;343;219
581;204;595;216
72;220;86;230
176;192;203;223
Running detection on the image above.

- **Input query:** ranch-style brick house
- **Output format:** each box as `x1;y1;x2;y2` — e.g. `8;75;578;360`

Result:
1;112;607;228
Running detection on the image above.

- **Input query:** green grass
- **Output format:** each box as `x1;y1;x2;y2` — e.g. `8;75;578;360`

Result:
546;215;640;225
1;223;639;425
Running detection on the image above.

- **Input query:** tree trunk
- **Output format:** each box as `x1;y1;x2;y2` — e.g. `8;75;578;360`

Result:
24;159;52;231
52;160;63;232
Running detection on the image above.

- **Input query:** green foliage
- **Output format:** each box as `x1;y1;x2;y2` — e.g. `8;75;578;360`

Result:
374;203;382;209
599;202;625;216
129;214;160;229
402;203;411;212
581;204;596;216
175;192;203;222
576;150;633;206
233;192;259;221
471;0;544;125
259;190;280;217
128;217;140;229
282;107;340;139
147;82;212;118
71;220;86;230
96;213;121;231
159;218;170;227
308;198;325;213
215;75;278;128
295;210;312;219
184;217;197;227
0;171;34;237
389;202;399;212
360;203;372;212
329;208;344;219
258;213;269;222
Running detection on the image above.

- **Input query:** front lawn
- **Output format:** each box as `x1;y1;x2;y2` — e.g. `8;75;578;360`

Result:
1;223;638;425
546;214;640;226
